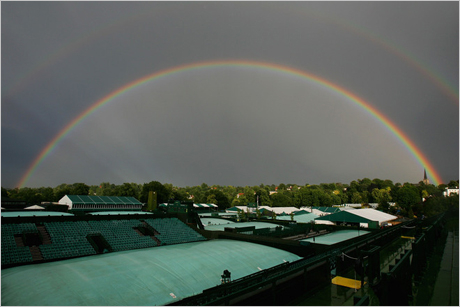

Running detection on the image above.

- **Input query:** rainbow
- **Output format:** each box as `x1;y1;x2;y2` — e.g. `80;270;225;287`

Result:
16;60;443;188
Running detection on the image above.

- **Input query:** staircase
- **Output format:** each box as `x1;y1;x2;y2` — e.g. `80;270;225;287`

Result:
141;221;162;245
36;225;52;244
14;235;25;247
29;245;43;261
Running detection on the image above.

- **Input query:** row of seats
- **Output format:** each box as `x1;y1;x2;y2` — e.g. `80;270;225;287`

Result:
1;223;37;265
1;247;33;265
44;221;96;259
87;220;158;252
2;218;206;266
144;218;206;245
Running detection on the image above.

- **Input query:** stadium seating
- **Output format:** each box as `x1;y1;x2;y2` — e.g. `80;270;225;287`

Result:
144;218;206;245
87;220;158;251
1;223;36;265
41;221;97;260
2;217;206;266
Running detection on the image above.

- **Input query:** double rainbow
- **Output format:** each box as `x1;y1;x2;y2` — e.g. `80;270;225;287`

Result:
16;60;443;187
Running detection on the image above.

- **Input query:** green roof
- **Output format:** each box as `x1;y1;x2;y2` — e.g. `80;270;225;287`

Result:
1;239;302;306
315;210;375;223
66;195;142;205
312;207;341;213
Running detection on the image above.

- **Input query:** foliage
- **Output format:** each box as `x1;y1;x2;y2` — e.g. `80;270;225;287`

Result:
139;181;171;204
2;177;456;219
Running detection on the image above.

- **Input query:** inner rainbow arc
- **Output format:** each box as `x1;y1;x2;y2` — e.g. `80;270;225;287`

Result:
16;60;443;188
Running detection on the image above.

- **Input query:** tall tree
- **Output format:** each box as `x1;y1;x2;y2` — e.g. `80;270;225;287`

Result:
71;183;90;195
140;181;170;204
395;185;420;213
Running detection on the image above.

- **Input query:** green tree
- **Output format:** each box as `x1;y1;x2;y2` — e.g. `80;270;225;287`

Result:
447;180;459;188
99;182;117;196
206;194;217;204
171;188;189;202
270;191;293;207
2;187;9;198
53;184;72;200
350;192;362;204
395;184;420;215
114;183;138;197
140;181;171;204
71;183;90;195
205;189;230;210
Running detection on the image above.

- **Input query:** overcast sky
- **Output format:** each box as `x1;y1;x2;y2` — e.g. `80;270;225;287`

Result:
2;2;458;188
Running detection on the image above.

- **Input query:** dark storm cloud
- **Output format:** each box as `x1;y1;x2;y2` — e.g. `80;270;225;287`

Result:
2;2;458;188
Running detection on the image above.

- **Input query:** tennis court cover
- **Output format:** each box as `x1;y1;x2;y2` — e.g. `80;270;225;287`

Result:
2;239;301;305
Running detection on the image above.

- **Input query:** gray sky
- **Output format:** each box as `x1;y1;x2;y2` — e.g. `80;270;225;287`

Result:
2;2;458;188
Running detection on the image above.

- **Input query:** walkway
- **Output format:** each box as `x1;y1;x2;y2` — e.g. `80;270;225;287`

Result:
430;230;459;306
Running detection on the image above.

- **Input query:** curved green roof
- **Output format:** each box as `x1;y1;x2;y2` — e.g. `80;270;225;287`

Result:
1;239;301;306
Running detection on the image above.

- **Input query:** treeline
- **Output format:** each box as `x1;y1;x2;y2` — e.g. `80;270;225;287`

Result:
2;178;459;218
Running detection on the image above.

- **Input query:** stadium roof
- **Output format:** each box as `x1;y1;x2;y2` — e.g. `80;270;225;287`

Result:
1;211;74;217
1;239;301;306
61;195;142;205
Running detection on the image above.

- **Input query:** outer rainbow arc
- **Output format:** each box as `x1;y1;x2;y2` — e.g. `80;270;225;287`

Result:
16;60;443;188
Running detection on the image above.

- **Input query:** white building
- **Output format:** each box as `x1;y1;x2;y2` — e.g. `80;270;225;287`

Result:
444;187;459;197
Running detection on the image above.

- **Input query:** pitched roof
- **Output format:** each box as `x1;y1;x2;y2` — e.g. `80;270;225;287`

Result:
315;211;373;223
315;208;397;224
64;195;142;205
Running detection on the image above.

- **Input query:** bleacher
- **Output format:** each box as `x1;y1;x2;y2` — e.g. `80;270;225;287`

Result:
40;221;97;260
87;219;158;251
1;223;35;265
1;217;206;267
144;218;207;245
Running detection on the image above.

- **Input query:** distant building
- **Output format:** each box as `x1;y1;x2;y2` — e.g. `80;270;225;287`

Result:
443;187;459;197
59;195;143;212
1;197;28;210
422;169;430;185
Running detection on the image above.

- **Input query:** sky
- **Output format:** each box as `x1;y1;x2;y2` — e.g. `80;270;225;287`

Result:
2;2;458;189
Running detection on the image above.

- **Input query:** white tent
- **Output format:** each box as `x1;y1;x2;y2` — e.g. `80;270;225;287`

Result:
347;208;396;224
24;205;45;210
